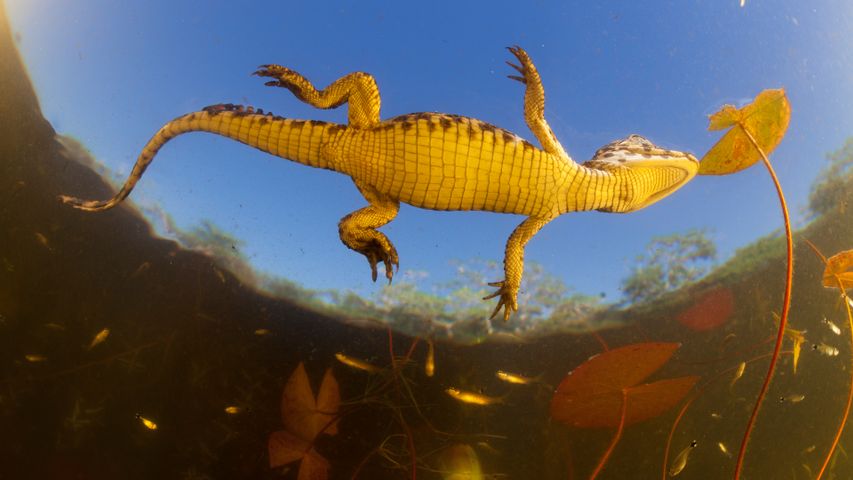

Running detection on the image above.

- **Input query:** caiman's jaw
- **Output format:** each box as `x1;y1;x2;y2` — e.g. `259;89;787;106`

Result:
583;134;699;213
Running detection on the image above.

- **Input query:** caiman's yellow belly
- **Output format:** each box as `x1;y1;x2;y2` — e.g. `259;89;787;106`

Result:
333;113;560;216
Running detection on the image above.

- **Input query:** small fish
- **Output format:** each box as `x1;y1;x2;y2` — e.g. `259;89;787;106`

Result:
445;387;503;406
43;322;66;331
740;0;746;7
495;370;538;385
730;362;746;389
88;328;110;349
253;328;270;336
802;444;816;454
822;317;842;335
847;296;853;309
813;343;840;356
24;354;47;363
425;340;435;378
34;232;51;250
669;440;698;477
780;393;805;404
717;442;732;458
710;412;723;420
136;414;158;430
224;406;243;415
335;353;382;374
130;261;150;278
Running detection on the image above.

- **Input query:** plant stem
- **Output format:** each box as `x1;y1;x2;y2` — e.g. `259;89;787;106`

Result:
733;125;794;479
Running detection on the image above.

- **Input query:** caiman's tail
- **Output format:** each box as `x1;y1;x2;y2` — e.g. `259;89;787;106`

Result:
59;104;343;211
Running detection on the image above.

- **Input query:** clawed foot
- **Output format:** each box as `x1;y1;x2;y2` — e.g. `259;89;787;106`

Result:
359;237;399;284
505;45;535;85
483;280;519;321
253;64;306;97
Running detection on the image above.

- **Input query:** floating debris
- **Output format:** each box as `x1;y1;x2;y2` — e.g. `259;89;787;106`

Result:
334;353;382;374
87;328;110;349
710;412;723;420
822;317;842;335
813;343;840;356
717;442;732;458
253;328;270;336
224;406;243;415
24;354;47;363
445;387;503;406
669;440;698;477
136;414;158;430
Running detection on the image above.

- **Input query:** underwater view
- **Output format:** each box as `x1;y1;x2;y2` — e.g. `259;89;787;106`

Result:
2;1;853;479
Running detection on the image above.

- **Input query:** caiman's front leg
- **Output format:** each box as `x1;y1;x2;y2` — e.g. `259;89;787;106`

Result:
485;216;553;321
506;46;572;162
339;181;400;283
254;65;380;128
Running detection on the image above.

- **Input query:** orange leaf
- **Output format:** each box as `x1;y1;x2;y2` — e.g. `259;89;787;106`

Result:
298;449;330;480
699;89;790;175
314;368;340;436
823;250;853;290
282;362;319;441
268;430;311;468
550;343;697;428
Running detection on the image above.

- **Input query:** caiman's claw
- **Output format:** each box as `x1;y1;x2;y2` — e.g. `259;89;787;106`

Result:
362;238;399;284
483;280;518;322
505;45;535;85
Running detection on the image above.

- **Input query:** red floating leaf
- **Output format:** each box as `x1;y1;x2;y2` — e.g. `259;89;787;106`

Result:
550;343;697;428
315;368;340;436
280;363;340;442
268;430;330;479
268;430;310;468
677;287;735;332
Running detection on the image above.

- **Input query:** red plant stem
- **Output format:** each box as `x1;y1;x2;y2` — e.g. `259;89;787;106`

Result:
385;327;417;480
804;241;853;480
591;331;610;352
662;351;780;480
589;389;628;480
734;127;794;479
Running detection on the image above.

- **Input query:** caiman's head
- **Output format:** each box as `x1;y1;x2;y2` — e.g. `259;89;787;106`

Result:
583;134;699;213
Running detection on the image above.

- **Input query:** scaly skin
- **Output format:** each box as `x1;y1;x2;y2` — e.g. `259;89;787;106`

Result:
60;46;699;320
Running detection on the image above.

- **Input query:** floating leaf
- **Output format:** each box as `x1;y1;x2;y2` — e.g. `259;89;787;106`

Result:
550;343;698;428
315;368;339;436
268;430;330;479
281;363;340;442
281;362;319;441
699;89;790;175
823;249;853;290
269;430;311;468
677;287;735;332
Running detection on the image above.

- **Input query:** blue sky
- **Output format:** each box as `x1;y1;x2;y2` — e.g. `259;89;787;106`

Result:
7;1;853;300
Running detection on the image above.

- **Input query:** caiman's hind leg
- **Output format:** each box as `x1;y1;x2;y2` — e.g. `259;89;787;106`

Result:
505;46;572;162
254;65;380;128
485;216;553;321
339;181;400;283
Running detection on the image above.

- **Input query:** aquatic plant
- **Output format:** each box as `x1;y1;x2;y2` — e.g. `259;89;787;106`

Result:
268;362;340;480
697;88;792;478
549;342;698;479
804;243;853;479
